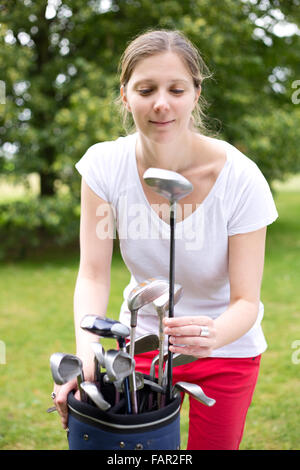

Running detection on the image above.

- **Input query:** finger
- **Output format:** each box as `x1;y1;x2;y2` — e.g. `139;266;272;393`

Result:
169;335;211;348
163;316;213;327
165;324;216;338
169;343;211;357
55;382;75;422
164;325;203;336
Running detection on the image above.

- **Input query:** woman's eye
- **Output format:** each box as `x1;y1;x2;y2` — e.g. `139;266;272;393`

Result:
138;89;152;95
171;89;184;95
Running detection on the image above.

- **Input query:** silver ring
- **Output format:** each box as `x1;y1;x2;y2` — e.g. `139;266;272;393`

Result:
200;326;210;337
51;392;56;400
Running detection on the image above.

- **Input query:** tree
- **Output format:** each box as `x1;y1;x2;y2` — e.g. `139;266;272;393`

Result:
1;0;299;197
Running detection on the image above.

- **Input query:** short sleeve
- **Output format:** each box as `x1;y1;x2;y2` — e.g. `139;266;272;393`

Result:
75;143;110;202
227;164;278;236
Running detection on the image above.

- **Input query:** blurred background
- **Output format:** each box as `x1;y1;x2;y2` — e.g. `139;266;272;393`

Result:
0;0;299;450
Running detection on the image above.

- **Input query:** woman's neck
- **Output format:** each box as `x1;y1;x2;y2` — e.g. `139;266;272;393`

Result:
136;131;203;173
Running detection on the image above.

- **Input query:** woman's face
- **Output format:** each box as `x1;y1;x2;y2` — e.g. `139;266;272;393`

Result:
121;52;201;144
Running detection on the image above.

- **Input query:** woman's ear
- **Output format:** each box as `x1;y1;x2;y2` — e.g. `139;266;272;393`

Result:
120;85;131;111
194;85;201;104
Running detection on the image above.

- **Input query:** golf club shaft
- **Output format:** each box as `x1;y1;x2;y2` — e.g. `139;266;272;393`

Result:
119;341;132;414
77;373;87;402
129;329;138;414
157;317;165;408
166;201;176;404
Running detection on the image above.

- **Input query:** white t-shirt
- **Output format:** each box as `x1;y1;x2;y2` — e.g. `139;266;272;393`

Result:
75;132;278;358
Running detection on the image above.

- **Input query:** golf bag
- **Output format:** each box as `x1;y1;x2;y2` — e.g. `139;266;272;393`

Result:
67;373;181;450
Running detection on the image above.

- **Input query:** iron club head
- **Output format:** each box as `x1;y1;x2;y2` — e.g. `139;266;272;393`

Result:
104;349;135;382
173;381;216;407
80;381;111;411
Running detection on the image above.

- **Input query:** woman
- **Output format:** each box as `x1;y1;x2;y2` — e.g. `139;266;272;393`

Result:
52;29;278;450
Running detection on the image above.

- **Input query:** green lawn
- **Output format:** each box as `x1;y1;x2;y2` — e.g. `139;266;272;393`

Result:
0;190;299;450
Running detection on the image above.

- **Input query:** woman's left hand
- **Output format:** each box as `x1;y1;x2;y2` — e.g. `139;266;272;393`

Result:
163;315;217;358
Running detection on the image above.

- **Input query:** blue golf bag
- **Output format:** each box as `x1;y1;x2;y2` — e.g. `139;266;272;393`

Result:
67;373;181;450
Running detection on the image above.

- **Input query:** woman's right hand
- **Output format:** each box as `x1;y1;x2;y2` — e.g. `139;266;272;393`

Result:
52;379;78;429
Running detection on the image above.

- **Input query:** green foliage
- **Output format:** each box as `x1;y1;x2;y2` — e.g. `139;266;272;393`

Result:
0;195;80;260
1;0;300;197
0;190;299;450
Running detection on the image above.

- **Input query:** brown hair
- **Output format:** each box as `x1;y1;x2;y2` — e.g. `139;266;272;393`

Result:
117;29;213;135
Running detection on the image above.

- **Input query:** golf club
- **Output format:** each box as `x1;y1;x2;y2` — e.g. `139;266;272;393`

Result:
173;381;216;407
149;351;169;382
104;349;135;383
90;342;105;384
104;371;144;393
80;381;111;411
143;168;193;404
125;333;159;355
50;352;87;402
127;277;169;413
149;350;169;410
160;353;198;407
152;284;183;390
80;316;131;413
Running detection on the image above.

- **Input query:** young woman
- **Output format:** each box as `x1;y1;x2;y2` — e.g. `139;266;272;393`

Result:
52;29;278;450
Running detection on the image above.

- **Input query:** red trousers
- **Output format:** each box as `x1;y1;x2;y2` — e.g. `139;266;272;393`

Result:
134;351;261;450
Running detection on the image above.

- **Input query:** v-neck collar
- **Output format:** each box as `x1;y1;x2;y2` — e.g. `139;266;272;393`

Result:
130;133;230;228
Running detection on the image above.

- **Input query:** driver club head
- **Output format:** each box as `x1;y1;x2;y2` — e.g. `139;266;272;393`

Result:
143;168;193;203
80;316;130;348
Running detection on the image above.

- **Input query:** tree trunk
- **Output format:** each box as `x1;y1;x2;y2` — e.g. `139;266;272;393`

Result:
40;170;56;196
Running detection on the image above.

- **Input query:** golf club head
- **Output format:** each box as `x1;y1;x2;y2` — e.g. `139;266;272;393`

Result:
153;283;183;314
110;371;144;393
127;277;169;321
162;353;199;388
171;353;199;368
80;315;130;340
80;381;111;411
143;168;193;203
50;352;83;385
105;349;135;382
143;379;164;393
90;342;105;367
173;381;216;407
125;334;159;355
149;351;169;380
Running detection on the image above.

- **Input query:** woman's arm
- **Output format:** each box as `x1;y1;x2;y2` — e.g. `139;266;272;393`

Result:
213;226;266;349
164;227;267;357
74;179;114;375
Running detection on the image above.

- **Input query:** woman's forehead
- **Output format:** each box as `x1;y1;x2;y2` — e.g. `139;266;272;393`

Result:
128;52;193;84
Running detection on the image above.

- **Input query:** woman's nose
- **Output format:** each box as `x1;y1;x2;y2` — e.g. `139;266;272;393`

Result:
153;93;170;112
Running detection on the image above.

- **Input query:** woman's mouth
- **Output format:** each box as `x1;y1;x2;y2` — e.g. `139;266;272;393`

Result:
149;119;175;126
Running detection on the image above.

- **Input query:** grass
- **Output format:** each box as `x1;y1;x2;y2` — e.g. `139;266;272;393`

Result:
0;190;299;450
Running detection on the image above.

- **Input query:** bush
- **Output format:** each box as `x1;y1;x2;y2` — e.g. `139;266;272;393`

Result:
0;196;81;260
